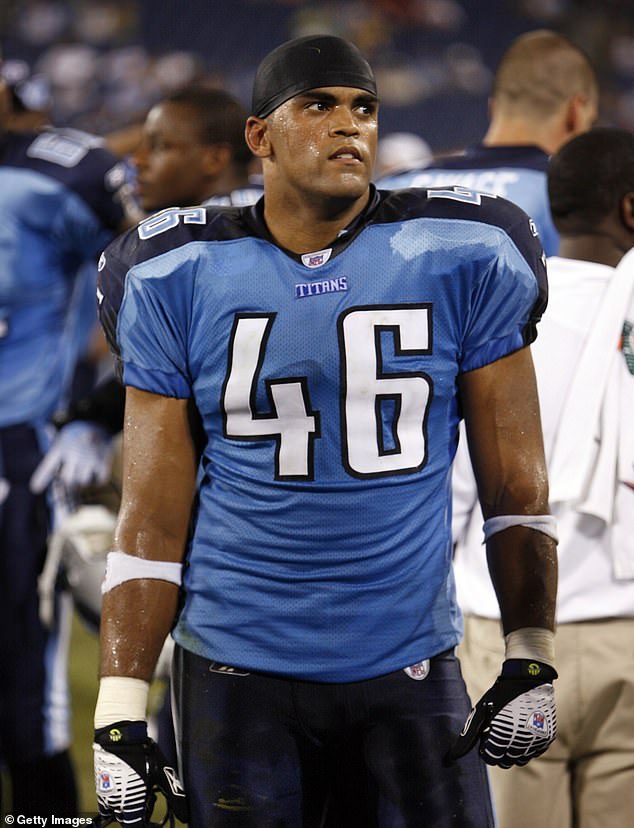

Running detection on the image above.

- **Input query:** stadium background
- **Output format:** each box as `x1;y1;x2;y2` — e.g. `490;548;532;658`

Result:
2;0;634;151
1;0;634;816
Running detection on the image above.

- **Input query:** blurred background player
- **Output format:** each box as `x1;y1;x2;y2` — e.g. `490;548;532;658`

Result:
0;66;131;816
453;126;634;828
378;29;599;256
133;85;261;213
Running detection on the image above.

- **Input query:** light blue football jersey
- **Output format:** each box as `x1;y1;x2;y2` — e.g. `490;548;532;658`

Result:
0;128;127;428
379;144;558;256
99;187;547;682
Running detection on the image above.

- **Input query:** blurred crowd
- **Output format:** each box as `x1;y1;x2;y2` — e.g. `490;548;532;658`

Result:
2;0;634;152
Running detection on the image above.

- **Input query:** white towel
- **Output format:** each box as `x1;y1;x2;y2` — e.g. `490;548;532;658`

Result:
548;249;634;504
548;248;634;578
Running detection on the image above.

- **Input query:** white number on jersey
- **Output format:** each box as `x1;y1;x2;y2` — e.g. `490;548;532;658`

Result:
138;207;207;240
340;306;432;477
222;306;433;480
426;185;497;205
222;314;320;480
27;128;102;167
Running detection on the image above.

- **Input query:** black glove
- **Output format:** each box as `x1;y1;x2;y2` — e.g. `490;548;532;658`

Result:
447;659;557;768
93;720;188;827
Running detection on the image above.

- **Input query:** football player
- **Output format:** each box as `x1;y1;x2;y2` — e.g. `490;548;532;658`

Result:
378;30;599;257
92;35;559;827
0;69;130;816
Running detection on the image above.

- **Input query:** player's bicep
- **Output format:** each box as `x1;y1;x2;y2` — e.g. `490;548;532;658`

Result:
115;387;197;562
457;346;549;519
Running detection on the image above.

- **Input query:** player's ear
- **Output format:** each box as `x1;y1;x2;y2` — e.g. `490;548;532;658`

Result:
245;116;272;159
620;191;634;234
0;80;11;127
202;143;232;175
564;93;589;137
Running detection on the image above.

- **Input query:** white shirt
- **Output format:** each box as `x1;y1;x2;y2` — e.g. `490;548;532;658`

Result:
453;256;634;623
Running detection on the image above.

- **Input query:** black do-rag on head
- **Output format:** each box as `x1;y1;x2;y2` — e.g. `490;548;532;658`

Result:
252;34;377;118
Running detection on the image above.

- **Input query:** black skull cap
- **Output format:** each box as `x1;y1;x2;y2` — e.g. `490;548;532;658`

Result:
251;34;377;118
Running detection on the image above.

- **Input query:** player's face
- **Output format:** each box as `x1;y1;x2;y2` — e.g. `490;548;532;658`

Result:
133;101;212;212
265;86;378;204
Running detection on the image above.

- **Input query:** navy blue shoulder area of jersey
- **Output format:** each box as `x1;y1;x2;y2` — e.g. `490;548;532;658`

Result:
1;128;125;231
98;204;253;359
374;185;537;244
106;204;252;266
373;186;548;344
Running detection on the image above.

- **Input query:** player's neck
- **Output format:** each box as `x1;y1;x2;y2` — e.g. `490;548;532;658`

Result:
483;119;555;155
558;234;628;269
263;188;371;254
205;167;251;200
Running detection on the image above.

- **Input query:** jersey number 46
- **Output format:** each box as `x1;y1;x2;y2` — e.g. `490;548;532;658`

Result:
222;306;432;481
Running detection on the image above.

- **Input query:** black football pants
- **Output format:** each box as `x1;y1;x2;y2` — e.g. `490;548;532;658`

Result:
172;645;495;827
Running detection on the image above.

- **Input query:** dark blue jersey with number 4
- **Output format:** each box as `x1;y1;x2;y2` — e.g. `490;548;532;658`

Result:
98;186;547;681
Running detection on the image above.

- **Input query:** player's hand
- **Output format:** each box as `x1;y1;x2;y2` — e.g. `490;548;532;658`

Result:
93;720;188;827
447;659;557;768
31;421;113;493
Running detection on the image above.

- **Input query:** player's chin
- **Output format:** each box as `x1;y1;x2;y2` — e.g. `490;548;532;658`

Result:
141;198;166;215
326;170;371;199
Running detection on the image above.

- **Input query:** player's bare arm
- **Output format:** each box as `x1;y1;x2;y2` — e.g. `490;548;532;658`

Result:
99;387;197;681
458;345;557;635
446;346;558;768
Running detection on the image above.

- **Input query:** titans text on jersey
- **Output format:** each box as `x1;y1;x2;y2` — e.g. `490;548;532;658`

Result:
98;185;547;683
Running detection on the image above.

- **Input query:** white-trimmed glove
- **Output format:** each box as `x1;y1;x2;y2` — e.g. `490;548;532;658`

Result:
30;420;113;493
447;659;557;768
94;720;188;827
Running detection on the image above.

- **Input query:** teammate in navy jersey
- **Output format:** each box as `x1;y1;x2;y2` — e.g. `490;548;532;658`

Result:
0;74;129;816
133;86;262;215
379;30;598;256
92;36;559;828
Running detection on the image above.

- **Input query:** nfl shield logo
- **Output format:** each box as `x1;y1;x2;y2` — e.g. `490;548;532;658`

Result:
301;247;332;269
99;772;112;792
527;710;547;735
404;659;430;680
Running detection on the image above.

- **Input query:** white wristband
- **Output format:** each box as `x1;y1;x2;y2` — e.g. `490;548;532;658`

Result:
102;550;183;594
94;676;149;728
504;627;556;668
483;514;558;543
